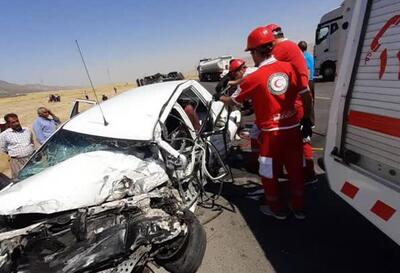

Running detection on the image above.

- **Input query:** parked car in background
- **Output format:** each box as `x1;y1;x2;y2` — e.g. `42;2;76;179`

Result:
137;71;184;86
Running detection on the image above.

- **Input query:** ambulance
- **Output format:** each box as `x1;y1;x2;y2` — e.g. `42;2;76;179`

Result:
325;0;400;245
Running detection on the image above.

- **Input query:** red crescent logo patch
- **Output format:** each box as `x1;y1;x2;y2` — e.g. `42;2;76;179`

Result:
267;73;289;95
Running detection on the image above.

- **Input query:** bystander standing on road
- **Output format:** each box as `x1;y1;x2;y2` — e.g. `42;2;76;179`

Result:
220;26;313;220
0;113;35;179
32;107;61;145
267;24;317;184
298;41;315;99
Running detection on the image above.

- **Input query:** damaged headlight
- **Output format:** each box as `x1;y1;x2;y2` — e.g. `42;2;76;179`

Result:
111;176;135;199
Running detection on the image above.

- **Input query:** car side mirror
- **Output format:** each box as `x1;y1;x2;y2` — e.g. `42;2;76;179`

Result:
0;173;12;191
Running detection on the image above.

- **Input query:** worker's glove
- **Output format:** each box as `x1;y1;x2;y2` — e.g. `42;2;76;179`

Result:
300;118;313;139
213;92;222;101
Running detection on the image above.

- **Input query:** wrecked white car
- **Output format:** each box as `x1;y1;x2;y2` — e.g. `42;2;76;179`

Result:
0;80;240;273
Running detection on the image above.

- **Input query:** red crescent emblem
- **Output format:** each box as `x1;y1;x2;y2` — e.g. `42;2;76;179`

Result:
274;79;283;88
268;73;289;95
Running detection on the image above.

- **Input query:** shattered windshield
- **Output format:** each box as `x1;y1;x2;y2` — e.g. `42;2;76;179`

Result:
18;129;154;181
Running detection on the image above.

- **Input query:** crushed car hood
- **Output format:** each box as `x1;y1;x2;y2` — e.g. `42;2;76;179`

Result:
0;151;169;215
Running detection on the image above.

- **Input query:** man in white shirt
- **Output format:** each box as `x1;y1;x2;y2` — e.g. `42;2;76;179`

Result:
0;113;35;178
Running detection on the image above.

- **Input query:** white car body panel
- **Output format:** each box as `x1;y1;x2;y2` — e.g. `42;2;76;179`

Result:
0;151;168;215
64;81;186;141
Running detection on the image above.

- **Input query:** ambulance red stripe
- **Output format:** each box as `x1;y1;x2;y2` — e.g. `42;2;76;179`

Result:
347;111;400;138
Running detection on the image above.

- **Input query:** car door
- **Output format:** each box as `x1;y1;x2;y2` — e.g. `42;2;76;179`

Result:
187;81;241;141
70;99;97;119
175;83;241;160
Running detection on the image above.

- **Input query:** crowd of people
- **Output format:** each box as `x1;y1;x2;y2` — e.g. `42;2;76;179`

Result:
216;24;316;220
0;107;61;179
0;84;121;180
48;93;61;102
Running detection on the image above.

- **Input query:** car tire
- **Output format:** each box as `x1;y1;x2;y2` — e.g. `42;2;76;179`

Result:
156;210;206;273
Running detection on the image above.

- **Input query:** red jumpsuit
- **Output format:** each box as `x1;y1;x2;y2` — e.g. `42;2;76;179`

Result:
272;39;316;180
233;56;305;212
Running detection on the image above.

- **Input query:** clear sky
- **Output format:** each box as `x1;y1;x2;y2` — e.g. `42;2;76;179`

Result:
0;0;342;86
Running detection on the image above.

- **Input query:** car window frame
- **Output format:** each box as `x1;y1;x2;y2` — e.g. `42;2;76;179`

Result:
316;25;330;45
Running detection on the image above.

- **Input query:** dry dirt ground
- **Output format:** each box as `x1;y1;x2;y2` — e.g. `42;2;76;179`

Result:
0;83;135;176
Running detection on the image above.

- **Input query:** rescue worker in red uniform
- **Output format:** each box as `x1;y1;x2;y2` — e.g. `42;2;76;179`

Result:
267;23;317;184
226;59;260;151
227;59;258;87
215;58;256;95
229;58;247;79
219;26;313;219
215;59;260;151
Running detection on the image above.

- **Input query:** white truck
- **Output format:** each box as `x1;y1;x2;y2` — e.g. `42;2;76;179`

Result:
325;0;400;245
314;3;350;81
197;55;232;82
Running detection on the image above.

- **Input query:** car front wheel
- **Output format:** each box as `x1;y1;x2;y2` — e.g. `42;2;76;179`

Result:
155;210;206;273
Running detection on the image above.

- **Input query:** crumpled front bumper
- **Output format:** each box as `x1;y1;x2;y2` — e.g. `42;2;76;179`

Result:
0;190;187;273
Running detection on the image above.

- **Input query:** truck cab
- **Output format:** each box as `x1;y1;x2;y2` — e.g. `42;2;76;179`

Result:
197;55;232;82
325;0;400;245
315;3;350;81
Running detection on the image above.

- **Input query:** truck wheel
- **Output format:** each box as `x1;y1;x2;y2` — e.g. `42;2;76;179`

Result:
322;63;335;81
155;210;206;273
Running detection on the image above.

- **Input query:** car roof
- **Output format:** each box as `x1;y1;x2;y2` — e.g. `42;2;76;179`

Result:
63;80;188;141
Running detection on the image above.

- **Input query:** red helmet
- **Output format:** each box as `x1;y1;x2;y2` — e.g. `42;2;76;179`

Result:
266;23;281;32
245;26;275;51
229;59;245;73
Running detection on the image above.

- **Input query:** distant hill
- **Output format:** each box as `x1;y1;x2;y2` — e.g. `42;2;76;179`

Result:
0;80;78;97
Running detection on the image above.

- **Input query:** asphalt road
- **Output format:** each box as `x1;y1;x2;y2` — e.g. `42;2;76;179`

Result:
185;81;400;273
